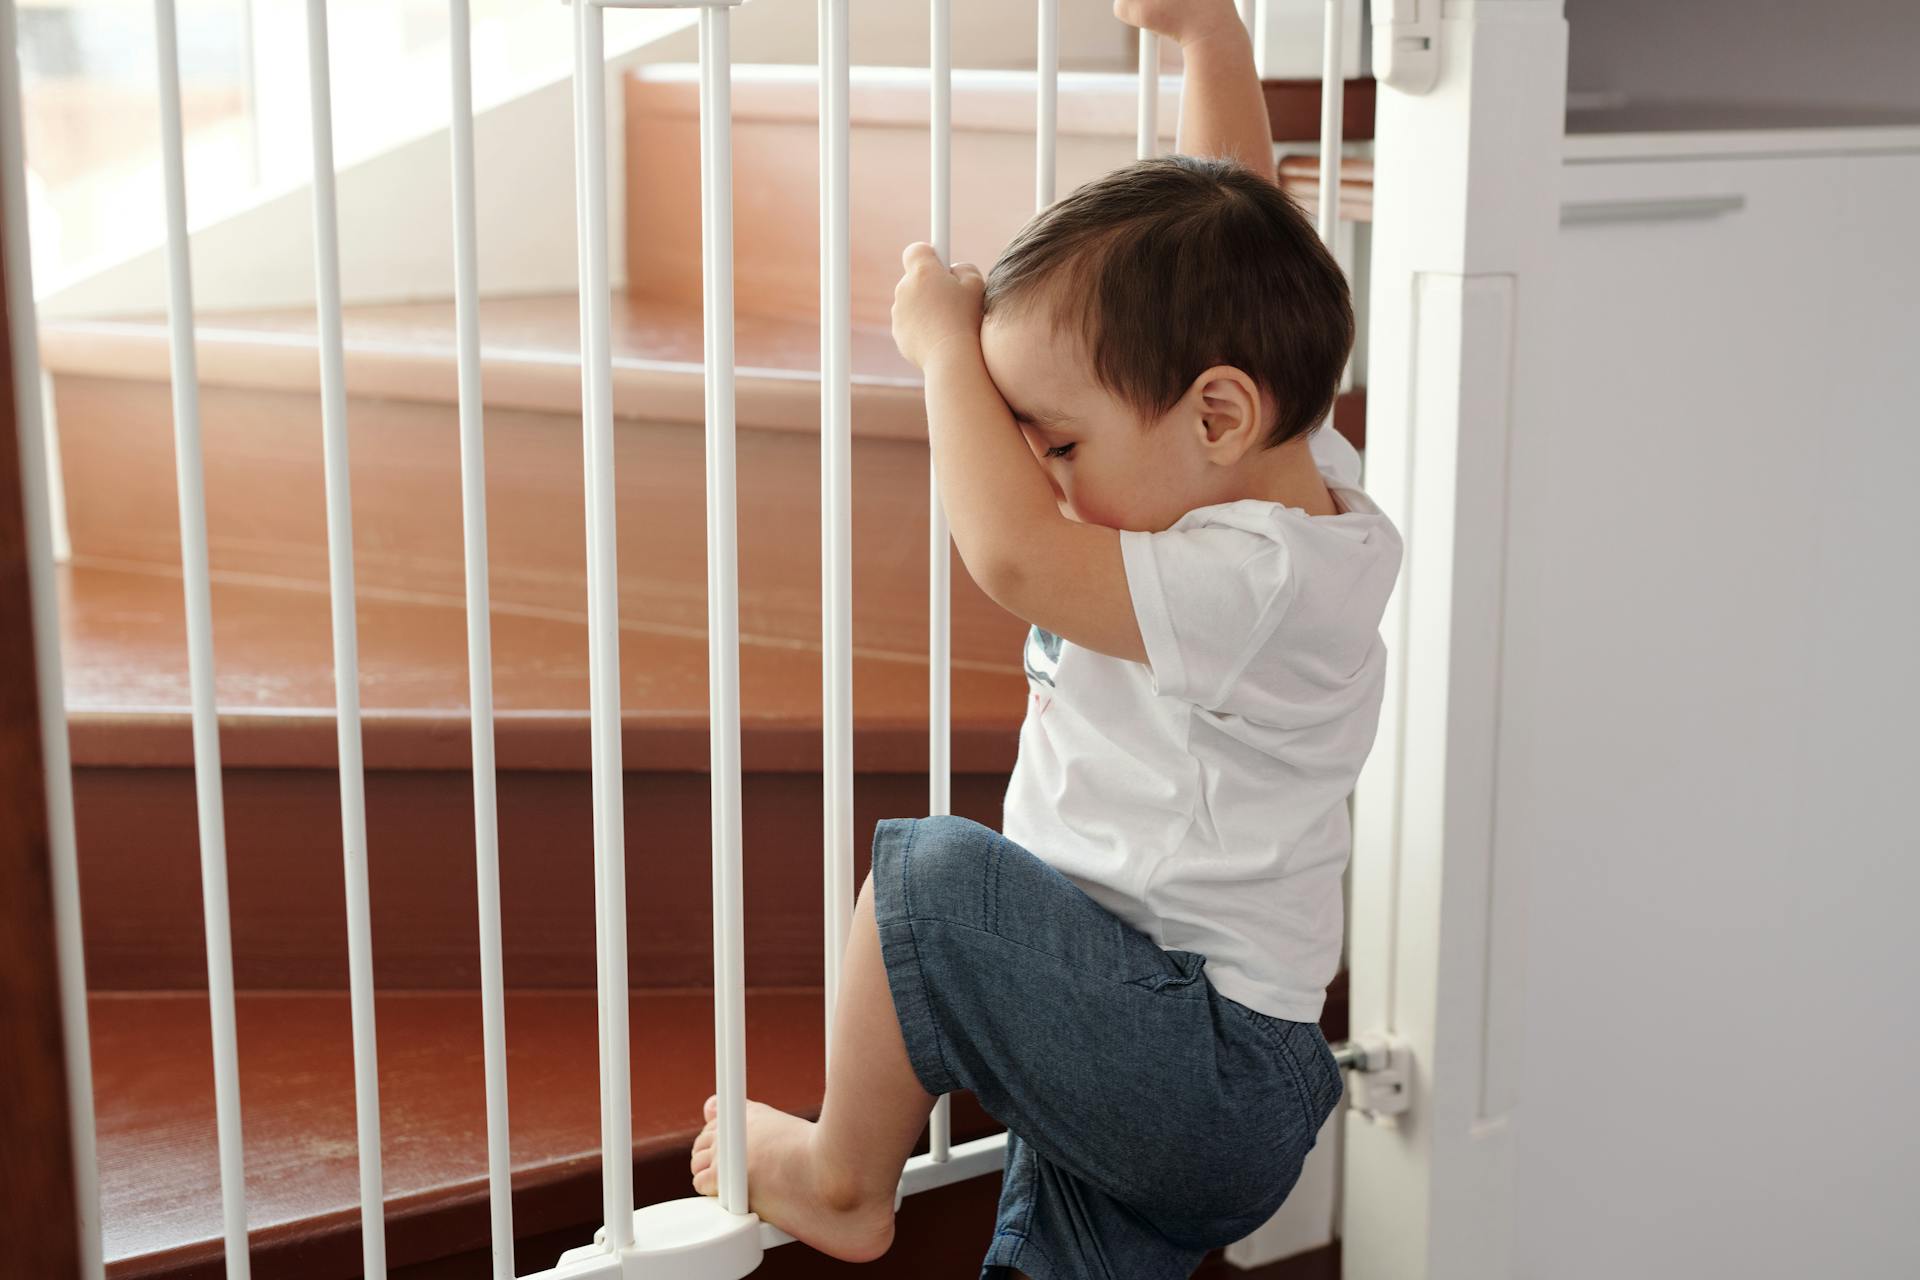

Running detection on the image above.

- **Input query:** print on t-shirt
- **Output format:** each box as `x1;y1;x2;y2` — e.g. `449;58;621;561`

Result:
1023;625;1062;688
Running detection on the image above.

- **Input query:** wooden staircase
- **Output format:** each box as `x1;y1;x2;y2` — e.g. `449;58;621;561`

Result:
49;65;1369;1279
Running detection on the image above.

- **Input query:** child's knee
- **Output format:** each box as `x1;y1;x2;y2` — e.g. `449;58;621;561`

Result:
881;815;999;928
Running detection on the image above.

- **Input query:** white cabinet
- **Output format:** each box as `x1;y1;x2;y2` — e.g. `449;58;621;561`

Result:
1505;130;1920;1278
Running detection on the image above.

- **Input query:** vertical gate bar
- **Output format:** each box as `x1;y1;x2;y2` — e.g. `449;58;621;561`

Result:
699;2;751;1218
1036;0;1057;207
569;0;616;1210
696;11;722;1193
816;0;831;1051
927;0;953;1164
1252;0;1269;78
0;2;104;1272
1136;30;1158;161
447;3;514;1274
930;0;951;262
155;2;250;1275
1315;0;1344;246
819;0;854;1055
814;0;827;1051
816;0;831;1053
303;3;387;1271
574;0;637;1247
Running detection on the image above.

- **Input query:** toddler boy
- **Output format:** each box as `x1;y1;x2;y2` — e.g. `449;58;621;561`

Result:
692;3;1401;1275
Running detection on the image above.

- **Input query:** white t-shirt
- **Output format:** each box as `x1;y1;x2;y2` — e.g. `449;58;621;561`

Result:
1000;428;1403;1022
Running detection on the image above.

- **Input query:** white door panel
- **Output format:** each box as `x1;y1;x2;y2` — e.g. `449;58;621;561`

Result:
1509;144;1920;1278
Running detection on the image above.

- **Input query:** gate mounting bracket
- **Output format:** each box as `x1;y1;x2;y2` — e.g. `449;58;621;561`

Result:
1372;0;1440;95
1343;1031;1414;1124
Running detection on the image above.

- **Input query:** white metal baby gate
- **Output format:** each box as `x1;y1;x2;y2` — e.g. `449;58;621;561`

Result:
1;0;1383;1276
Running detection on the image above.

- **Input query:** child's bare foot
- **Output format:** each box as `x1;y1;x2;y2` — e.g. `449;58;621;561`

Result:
688;1096;896;1263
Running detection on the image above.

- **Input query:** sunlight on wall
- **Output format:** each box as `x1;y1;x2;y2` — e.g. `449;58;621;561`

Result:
18;0;676;291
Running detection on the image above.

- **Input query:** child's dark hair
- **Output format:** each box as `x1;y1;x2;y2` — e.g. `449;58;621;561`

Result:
983;154;1352;447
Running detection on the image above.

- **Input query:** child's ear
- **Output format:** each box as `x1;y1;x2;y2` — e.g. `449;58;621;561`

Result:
1184;365;1263;465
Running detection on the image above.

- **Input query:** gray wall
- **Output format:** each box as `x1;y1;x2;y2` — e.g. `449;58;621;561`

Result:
1567;0;1920;111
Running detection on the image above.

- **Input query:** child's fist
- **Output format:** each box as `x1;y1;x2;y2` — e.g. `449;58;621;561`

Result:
1114;0;1241;46
890;243;985;369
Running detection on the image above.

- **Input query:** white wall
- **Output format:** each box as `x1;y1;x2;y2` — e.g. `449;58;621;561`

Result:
1503;138;1920;1277
41;12;698;318
684;0;1362;84
708;0;1134;71
39;0;1157;318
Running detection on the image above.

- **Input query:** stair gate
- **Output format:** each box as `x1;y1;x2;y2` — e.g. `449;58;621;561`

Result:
0;1;1382;1276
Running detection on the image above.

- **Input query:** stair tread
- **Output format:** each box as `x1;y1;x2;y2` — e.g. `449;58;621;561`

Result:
61;559;1027;772
47;283;1365;473
42;289;934;441
1277;155;1374;223
207;291;912;379
45;289;1364;449
90;987;999;1278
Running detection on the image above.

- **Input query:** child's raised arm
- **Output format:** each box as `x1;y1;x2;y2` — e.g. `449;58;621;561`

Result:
1117;0;1276;184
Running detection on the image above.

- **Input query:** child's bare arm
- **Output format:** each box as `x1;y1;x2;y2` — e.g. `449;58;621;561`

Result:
891;246;1148;664
1117;0;1276;184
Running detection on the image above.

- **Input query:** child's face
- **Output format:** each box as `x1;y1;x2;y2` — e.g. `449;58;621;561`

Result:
981;309;1208;534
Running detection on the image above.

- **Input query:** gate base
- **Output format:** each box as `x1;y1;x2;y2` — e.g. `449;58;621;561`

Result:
551;1197;764;1279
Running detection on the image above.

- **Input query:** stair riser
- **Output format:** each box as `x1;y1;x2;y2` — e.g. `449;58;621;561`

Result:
625;72;1378;332
627;75;1150;328
75;764;1008;991
53;372;1021;667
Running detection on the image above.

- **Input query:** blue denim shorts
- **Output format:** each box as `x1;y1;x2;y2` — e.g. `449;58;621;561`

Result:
871;815;1344;1280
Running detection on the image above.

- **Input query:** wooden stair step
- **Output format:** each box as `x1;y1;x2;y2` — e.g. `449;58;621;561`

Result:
90;988;1006;1280
59;559;1025;772
71;733;1013;992
1277;155;1374;223
61;561;1021;991
42;292;925;439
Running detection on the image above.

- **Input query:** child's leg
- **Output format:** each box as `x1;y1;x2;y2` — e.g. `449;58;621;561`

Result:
689;870;933;1263
813;869;939;1181
694;814;1332;1275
